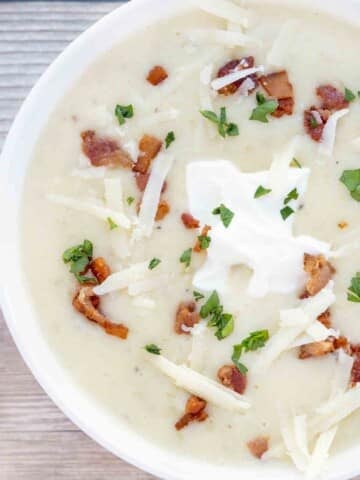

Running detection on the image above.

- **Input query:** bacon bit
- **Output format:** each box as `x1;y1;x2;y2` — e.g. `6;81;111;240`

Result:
350;345;360;386
247;436;269;459
175;301;200;334
155;199;170;221
299;339;335;359
338;221;348;230
317;309;332;329
304;108;330;142
133;135;163;174
181;213;200;229
217;57;258;96
135;172;167;193
90;257;111;284
334;336;350;352
217;365;247;394
193;225;212;253
303;254;335;297
81;130;133;168
317;85;349;111
73;286;128;340
259;71;294;117
175;395;208;431
147;65;168;86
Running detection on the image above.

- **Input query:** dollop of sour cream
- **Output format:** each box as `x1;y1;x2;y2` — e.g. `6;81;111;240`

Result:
186;157;330;298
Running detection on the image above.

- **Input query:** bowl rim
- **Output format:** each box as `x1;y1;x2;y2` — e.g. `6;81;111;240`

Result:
1;0;360;479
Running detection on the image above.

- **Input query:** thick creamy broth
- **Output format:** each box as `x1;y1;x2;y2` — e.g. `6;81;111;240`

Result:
22;2;360;475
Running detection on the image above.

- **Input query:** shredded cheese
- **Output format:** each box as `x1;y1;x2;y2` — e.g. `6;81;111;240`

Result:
306;426;338;479
151;355;250;411
319;109;349;157
128;274;172;296
93;262;149;295
266;20;300;67
47;194;131;229
104;178;124;213
132;153;174;240
211;66;264;91
190;0;249;28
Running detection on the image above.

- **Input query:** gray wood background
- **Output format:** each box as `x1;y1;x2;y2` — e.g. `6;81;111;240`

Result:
0;2;154;478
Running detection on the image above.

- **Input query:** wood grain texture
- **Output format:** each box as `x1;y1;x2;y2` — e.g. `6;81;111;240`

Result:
0;2;155;478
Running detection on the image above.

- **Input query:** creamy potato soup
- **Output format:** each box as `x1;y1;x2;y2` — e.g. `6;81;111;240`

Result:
22;0;360;477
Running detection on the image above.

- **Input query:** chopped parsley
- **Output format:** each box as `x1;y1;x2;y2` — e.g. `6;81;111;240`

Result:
348;273;360;303
250;92;278;123
231;330;269;374
126;196;135;205
145;344;161;355
212;203;234;228
309;116;319;128
280;206;294;221
62;239;96;284
193;291;205;301
345;87;356;103
197;233;211;250
165;131;175;149
254;185;272;199
148;258;161;270
284;188;299;205
200;291;234;340
114;104;134;125
200;107;239;138
180;248;192;268
107;217;118;230
291;158;302;168
340;169;360;202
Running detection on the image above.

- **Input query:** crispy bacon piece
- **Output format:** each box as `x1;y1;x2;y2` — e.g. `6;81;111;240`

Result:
81;130;133;168
317;309;331;329
259;71;294;117
147;65;168;86
135;172;167;193
338;221;348;230
155;199;170;221
217;57;258;96
217;365;247;394
351;345;360;386
175;395;208;430
181;213;200;229
303;108;330;142
175;301;200;334
317;85;349;111
133;135;163;174
303;254;335;297
334;336;350;352
193;225;211;253
90;257;111;284
299;340;335;359
247;436;269;459
73;286;128;340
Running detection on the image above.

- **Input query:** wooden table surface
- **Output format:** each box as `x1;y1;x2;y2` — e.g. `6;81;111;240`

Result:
0;2;154;478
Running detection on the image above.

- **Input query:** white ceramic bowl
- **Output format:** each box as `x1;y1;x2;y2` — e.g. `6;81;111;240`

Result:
1;1;360;478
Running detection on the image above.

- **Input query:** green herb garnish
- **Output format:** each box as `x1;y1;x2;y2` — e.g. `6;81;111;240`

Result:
284;188;299;205
62;239;95;284
340;169;360;202
165;131;175;149
193;291;205;301
280;206;294;220
348;273;360;302
107;217;118;230
231;330;269;374
145;344;161;355
148;258;161;270
200;291;234;340
309;116;318;128
197;234;211;250
212;203;234;228
291;158;302;168
254;185;272;199
180;248;192;268
250;92;278;123
200;107;239;138
127;196;135;205
115;104;134;125
345;87;356;103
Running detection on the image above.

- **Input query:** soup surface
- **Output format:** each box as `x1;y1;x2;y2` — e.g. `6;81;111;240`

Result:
22;0;360;476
